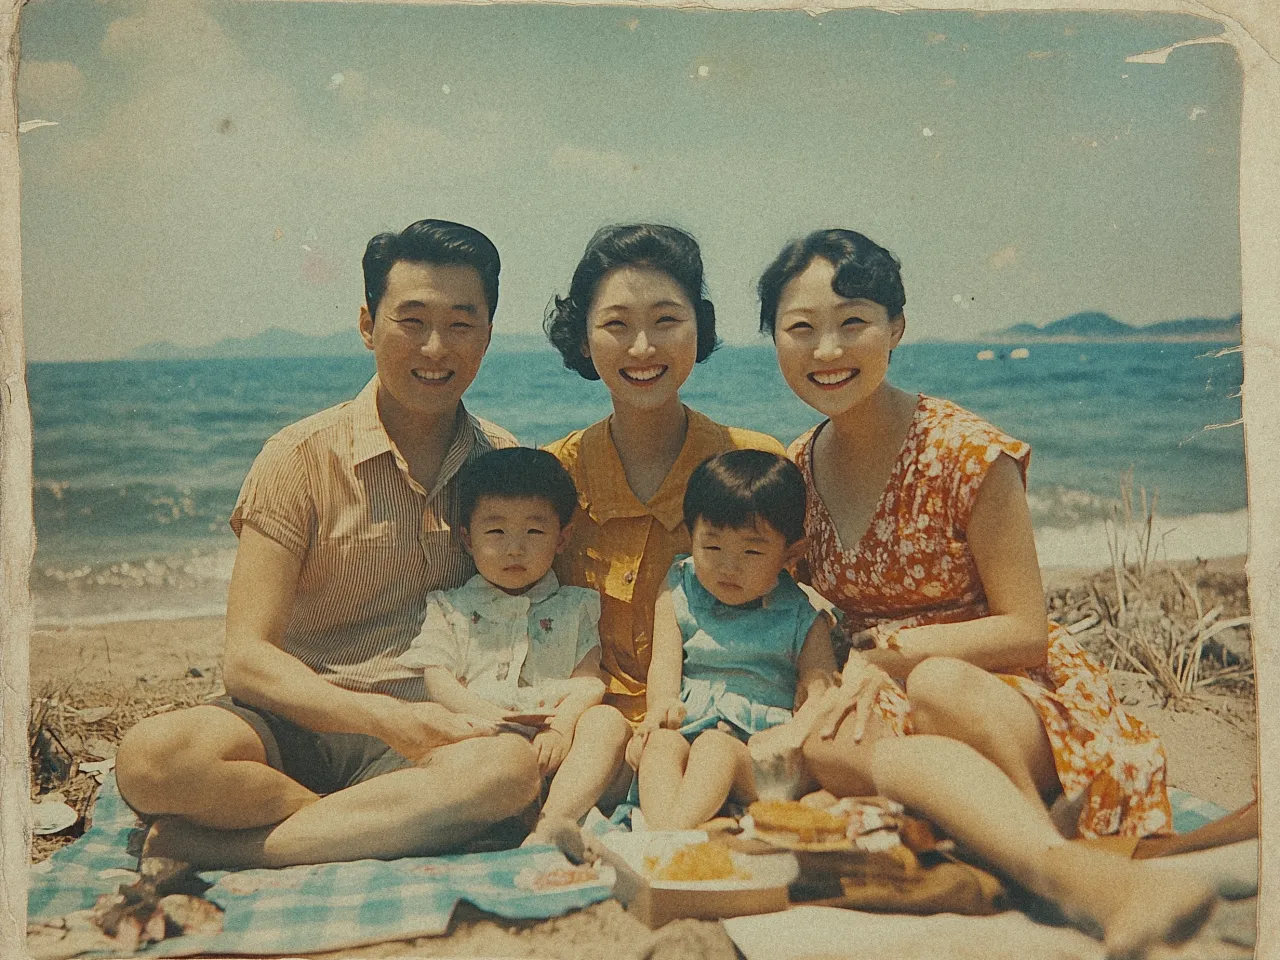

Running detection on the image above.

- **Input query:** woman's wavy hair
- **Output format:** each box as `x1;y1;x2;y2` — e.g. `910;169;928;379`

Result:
544;223;720;381
757;229;906;336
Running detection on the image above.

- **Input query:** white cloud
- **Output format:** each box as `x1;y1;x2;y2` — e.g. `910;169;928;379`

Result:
329;69;369;105
989;245;1018;270
101;0;235;70
549;145;636;181
18;60;86;114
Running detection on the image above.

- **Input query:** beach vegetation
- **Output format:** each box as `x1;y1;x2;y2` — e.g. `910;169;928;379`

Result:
1048;470;1253;707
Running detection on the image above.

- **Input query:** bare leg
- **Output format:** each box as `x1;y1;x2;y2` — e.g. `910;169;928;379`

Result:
1146;840;1258;899
906;657;1060;806
116;705;319;830
637;729;691;829
639;729;753;830
531;705;631;835
142;734;541;869
801;707;896;798
867;734;1215;959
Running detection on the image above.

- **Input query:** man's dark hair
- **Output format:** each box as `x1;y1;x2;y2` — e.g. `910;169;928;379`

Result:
543;223;720;380
363;219;501;322
758;229;906;336
683;449;806;545
458;447;579;529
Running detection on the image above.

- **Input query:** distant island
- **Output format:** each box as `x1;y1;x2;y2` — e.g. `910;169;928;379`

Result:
122;311;1243;360
977;311;1241;345
125;328;555;361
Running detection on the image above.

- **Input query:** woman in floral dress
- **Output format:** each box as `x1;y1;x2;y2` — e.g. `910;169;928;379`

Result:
756;228;1214;958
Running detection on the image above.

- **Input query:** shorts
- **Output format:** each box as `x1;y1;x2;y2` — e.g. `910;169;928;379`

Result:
212;696;414;795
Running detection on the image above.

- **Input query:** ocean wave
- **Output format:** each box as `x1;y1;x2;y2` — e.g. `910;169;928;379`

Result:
1035;510;1248;569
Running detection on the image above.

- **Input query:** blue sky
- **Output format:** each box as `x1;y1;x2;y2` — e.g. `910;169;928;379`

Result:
18;0;1242;362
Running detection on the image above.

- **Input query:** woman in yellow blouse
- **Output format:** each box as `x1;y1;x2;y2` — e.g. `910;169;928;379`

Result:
544;224;783;722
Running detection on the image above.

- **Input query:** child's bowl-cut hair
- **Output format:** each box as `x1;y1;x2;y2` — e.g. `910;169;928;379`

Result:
458;447;579;529
683;450;806;545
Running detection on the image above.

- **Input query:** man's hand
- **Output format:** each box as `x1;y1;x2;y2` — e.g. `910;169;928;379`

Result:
384;701;501;763
532;728;570;777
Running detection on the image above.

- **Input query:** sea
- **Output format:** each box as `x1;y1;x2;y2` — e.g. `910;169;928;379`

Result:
28;341;1247;626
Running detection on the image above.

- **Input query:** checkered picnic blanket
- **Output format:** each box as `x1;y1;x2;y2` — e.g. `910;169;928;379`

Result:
28;775;1227;957
28;774;615;957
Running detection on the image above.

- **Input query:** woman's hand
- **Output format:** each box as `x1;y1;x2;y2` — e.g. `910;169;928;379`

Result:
843;621;915;680
810;655;898;744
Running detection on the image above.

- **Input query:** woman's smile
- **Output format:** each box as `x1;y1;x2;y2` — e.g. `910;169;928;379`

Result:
620;364;667;385
809;368;857;388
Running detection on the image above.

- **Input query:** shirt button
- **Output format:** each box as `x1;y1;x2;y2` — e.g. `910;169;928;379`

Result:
623;571;635;584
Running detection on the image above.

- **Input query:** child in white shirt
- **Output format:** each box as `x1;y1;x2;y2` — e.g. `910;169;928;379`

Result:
398;448;632;844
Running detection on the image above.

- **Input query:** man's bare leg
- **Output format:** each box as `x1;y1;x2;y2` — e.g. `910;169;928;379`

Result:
116;705;320;830
142;733;541;869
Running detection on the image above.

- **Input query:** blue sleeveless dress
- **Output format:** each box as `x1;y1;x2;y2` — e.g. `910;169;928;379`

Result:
668;555;825;742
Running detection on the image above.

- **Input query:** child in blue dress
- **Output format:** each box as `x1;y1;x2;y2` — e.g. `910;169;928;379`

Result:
628;449;837;829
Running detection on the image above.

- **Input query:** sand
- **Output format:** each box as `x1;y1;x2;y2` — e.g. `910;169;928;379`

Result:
27;559;1258;959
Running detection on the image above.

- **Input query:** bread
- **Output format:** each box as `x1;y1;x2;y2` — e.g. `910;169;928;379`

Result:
748;800;849;844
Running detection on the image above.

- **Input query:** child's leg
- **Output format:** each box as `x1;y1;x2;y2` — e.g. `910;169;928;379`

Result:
675;730;756;828
642;729;754;830
637;729;693;829
538;705;631;825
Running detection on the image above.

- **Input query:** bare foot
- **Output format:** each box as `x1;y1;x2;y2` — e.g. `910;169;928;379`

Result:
1044;843;1217;959
141;816;268;871
521;816;589;862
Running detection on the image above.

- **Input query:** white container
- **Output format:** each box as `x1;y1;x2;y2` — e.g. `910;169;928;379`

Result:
597;830;799;928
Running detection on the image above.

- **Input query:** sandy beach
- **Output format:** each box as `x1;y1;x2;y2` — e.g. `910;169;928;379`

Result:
26;556;1258;959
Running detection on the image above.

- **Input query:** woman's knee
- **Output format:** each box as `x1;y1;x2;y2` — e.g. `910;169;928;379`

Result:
905;657;985;727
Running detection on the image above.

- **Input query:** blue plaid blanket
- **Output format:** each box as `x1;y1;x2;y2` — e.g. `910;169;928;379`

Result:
28;775;615;957
28;776;1227;957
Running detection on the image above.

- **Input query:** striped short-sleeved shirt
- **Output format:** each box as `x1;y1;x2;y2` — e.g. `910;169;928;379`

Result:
229;375;518;701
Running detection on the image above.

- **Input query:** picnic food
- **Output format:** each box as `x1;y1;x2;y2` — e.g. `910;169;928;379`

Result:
748;800;848;844
644;842;749;882
516;864;601;891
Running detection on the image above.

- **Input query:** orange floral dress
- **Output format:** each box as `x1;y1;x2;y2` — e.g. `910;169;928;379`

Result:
791;395;1172;839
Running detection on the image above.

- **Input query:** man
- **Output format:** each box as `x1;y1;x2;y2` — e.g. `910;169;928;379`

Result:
115;220;541;869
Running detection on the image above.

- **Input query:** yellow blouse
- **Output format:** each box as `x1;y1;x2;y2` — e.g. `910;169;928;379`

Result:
544;408;785;721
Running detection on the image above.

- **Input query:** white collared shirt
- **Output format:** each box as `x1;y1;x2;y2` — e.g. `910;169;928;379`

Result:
398;571;601;710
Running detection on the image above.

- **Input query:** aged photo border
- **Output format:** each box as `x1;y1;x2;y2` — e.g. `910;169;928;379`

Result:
1;0;1276;956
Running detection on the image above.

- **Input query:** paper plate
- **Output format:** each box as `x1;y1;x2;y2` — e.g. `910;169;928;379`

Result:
32;799;79;835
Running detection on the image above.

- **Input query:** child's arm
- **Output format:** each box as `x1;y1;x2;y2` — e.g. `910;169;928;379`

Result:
793;612;838;714
644;585;686;728
422;667;514;723
527;650;608;777
544;649;607;736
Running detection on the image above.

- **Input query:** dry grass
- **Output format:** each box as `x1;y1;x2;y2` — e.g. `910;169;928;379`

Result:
29;671;225;862
1046;471;1253;707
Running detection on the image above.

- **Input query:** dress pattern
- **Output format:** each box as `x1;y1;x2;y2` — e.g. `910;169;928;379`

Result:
791;395;1172;839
